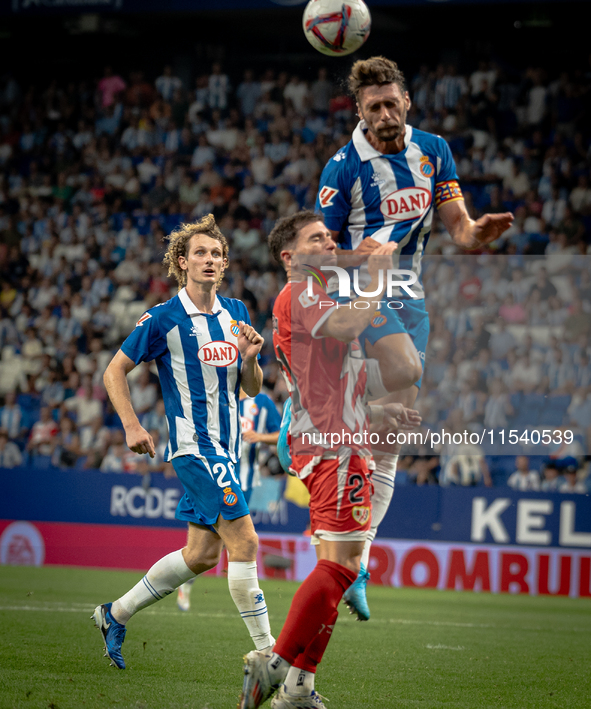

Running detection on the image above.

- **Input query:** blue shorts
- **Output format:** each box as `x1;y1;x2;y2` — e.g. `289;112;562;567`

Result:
172;454;250;532
330;295;429;389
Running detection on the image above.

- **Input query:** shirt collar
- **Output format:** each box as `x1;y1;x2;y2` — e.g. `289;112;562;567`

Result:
352;120;412;162
178;287;222;317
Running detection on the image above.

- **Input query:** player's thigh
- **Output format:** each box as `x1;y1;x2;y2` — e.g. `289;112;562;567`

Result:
363;300;429;391
215;513;258;562
317;537;364;573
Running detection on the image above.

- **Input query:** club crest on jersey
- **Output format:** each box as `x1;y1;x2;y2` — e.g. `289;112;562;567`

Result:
223;487;238;506
352;506;370;525
198;341;238;367
319;186;339;207
371;312;387;328
380;186;432;222
230;320;240;336
135;312;152;327
419;156;435;178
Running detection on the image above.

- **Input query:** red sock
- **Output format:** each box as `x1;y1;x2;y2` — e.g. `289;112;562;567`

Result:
273;559;356;667
292;606;339;672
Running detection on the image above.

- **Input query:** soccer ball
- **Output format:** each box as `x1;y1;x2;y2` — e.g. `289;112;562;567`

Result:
302;0;371;57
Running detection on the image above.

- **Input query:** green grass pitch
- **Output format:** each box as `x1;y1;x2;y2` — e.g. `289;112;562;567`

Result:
1;565;590;709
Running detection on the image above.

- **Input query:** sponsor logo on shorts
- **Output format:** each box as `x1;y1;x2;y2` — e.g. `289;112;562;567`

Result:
135;312;152;327
230;320;240;336
319;186;339;207
198;341;238;367
352;506;370;525
223;487;238;506
419;156;435;178
371;311;387;327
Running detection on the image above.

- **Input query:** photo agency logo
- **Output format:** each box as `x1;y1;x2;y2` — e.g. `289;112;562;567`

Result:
304;264;419;307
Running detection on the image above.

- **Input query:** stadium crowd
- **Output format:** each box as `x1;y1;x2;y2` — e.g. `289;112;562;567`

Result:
0;57;590;492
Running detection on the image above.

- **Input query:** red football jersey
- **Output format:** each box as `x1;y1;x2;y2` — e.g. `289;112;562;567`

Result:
272;280;370;460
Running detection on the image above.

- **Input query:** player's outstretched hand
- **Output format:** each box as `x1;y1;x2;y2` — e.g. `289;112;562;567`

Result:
237;321;264;361
126;423;155;458
367;241;398;281
469;212;514;248
383;403;422;432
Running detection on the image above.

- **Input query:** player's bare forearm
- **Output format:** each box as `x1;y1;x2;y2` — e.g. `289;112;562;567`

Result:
103;350;155;457
240;358;263;398
438;199;514;250
242;430;279;444
103;351;140;429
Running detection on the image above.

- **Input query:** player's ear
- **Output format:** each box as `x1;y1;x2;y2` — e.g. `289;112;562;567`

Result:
178;254;187;271
280;248;292;270
405;92;411;110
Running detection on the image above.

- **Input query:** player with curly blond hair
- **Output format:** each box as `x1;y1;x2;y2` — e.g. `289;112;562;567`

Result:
92;214;275;670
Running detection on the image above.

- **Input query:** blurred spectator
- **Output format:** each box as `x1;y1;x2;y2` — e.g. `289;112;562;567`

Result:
63;378;103;427
0;390;25;440
507;456;541;490
558;466;587;493
0;430;22;468
26;406;59;456
51;416;80;468
155;65;182;102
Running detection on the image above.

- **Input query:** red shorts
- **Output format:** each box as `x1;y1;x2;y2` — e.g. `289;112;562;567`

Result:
292;453;372;541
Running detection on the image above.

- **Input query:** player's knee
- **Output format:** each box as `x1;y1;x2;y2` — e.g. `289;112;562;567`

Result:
226;530;259;561
382;352;422;392
182;545;221;572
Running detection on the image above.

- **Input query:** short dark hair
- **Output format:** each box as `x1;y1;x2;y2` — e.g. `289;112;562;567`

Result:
348;56;407;101
267;211;324;266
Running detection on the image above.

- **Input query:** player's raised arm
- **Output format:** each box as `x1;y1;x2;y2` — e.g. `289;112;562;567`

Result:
438;198;514;250
103;349;155;458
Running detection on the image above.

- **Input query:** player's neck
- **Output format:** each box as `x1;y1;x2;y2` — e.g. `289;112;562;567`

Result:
365;127;406;155
185;281;217;313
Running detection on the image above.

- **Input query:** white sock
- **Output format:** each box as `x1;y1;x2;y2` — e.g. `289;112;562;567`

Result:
267;652;290;685
112;549;196;624
284;666;315;696
361;455;398;570
227;561;274;651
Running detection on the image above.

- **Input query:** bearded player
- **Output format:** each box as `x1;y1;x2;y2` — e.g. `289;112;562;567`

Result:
238;211;420;709
314;56;514;620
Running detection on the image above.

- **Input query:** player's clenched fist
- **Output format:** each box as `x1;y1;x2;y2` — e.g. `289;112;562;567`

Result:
237;321;264;361
126;423;156;458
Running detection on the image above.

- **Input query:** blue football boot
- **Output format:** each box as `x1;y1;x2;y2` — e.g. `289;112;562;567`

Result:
92;602;127;669
278;397;292;474
342;563;371;621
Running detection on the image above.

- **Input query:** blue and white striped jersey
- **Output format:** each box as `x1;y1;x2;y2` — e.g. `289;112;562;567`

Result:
239;392;281;493
121;288;250;464
316;121;462;298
